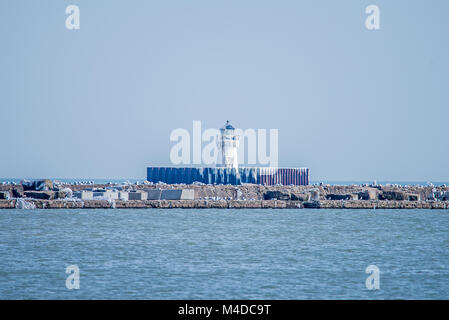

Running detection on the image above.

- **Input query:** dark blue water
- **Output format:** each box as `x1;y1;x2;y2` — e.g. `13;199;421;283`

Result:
0;208;448;299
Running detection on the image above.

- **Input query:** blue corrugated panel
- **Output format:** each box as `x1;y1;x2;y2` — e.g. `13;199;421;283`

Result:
146;167;309;186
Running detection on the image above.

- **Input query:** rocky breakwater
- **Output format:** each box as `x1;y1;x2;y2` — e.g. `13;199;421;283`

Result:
1;180;449;209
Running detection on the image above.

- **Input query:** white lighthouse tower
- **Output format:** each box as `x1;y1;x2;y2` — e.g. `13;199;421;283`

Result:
217;120;240;169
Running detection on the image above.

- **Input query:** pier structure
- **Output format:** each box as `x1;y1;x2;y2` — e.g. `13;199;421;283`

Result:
2;180;449;209
148;121;310;186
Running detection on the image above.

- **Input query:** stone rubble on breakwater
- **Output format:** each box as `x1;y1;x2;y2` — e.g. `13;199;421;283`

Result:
0;199;448;209
1;180;449;209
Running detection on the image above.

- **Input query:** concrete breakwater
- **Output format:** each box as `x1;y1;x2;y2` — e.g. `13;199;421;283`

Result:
0;199;449;209
1;180;449;209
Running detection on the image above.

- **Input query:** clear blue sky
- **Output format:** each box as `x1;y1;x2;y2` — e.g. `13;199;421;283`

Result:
1;0;448;181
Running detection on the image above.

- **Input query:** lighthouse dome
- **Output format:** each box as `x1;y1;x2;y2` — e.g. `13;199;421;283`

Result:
224;120;235;130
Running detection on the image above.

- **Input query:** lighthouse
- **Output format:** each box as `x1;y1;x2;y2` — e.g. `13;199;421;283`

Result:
217;120;240;169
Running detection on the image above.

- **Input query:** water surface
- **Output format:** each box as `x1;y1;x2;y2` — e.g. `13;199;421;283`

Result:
0;208;448;299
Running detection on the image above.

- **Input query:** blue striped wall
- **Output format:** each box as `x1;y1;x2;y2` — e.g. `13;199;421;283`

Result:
147;167;309;186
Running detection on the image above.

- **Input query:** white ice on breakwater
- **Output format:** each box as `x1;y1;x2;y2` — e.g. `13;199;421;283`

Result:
15;198;36;209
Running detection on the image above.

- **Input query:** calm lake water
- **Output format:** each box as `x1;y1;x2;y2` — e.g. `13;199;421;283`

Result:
0;208;448;299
